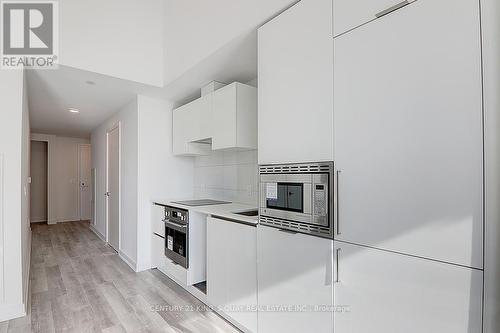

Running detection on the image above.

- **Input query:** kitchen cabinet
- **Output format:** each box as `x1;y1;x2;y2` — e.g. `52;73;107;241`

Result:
333;242;483;332
152;203;165;238
333;0;417;37
172;94;212;156
212;83;257;151
257;225;333;333
258;0;333;164
151;233;165;269
207;217;257;332
333;0;483;268
151;232;188;285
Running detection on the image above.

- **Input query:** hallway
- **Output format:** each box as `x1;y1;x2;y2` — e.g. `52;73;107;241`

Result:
1;222;238;333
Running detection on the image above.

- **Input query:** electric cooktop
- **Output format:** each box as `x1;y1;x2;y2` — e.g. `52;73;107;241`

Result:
171;199;232;207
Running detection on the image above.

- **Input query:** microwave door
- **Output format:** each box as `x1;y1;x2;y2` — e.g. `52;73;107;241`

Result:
286;184;303;212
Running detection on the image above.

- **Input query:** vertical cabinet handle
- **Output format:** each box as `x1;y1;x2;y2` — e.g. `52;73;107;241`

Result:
375;0;410;18
335;248;342;283
336;170;341;235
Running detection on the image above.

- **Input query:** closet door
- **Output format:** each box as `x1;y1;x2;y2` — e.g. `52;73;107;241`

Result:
333;0;483;268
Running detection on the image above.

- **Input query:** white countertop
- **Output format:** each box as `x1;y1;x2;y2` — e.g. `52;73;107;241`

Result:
152;199;259;226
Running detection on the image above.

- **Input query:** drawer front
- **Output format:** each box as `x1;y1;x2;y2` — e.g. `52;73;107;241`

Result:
159;257;188;286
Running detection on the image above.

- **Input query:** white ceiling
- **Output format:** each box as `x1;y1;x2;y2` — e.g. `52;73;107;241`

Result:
27;65;155;138
27;30;258;138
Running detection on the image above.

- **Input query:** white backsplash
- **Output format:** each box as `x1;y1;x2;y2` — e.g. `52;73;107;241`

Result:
194;150;259;206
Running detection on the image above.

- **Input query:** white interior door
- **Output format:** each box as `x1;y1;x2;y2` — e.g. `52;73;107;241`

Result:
79;144;92;221
107;126;120;251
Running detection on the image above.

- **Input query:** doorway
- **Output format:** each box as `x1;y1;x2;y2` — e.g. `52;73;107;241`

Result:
107;125;120;252
79;144;92;221
30;141;48;223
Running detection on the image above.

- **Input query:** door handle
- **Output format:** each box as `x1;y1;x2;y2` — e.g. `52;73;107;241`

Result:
336;170;341;235
375;0;410;18
335;248;342;283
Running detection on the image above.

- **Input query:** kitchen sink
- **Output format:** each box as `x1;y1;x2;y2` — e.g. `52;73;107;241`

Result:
234;210;259;217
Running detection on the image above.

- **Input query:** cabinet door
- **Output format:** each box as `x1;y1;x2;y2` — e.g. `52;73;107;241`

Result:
207;217;258;332
152;204;165;237
172;99;212;156
334;242;483;333
225;220;257;332
334;0;483;268
193;94;212;142
151;233;165;269
257;225;333;333
213;83;258;151
212;84;237;150
207;217;227;307
333;0;417;37
258;0;333;164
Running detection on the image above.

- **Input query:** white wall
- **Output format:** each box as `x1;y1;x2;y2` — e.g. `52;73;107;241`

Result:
193;150;258;206
164;0;296;84
59;0;164;86
91;98;139;268
21;72;31;316
136;95;194;271
0;69;30;321
30;142;48;223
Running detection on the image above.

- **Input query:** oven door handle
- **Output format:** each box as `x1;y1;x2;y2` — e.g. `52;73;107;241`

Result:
164;219;187;232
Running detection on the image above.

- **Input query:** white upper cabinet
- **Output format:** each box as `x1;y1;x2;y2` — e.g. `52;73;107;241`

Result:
334;242;483;333
212;83;257;151
334;0;483;268
333;0;417;37
173;83;257;156
258;0;334;164
172;95;212;156
257;225;333;333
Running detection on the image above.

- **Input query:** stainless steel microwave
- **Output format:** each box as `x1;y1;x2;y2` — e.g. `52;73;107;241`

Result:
259;162;334;238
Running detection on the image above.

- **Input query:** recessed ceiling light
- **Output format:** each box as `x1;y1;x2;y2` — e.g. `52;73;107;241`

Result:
85;80;96;85
68;108;80;114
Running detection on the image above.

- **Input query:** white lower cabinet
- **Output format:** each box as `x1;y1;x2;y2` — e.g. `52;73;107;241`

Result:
207;217;257;332
334;242;483;333
257;225;334;333
151;233;164;269
152;233;188;285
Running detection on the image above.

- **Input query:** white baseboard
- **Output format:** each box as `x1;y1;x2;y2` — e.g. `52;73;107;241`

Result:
119;251;137;272
0;302;26;322
30;218;46;223
89;225;106;242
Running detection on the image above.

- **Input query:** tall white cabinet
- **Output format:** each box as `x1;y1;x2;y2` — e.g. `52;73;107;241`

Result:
333;0;483;268
258;0;333;164
334;242;483;333
257;225;334;333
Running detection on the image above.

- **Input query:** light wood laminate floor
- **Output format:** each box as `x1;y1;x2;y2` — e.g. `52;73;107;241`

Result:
0;221;239;333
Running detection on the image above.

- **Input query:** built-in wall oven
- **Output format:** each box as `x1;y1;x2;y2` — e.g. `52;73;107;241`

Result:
163;206;189;268
259;162;334;238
